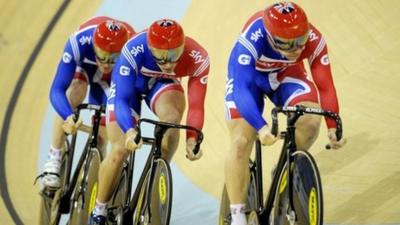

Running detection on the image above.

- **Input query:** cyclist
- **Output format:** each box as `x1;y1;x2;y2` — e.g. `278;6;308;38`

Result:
223;2;346;225
40;16;134;190
88;19;210;224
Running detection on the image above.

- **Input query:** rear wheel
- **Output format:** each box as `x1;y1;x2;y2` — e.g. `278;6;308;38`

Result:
69;147;102;225
218;164;259;225
133;158;173;225
38;142;69;225
272;151;323;225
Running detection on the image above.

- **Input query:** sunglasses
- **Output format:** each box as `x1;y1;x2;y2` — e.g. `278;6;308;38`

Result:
268;31;309;52
152;56;180;65
149;45;184;65
93;46;120;65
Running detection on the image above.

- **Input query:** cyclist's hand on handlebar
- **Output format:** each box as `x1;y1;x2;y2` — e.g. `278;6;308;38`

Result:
186;138;202;161
258;125;278;146
327;128;347;150
62;114;83;135
125;128;142;151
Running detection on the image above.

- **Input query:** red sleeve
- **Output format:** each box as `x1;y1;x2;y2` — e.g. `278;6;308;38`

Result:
186;57;210;140
306;27;339;128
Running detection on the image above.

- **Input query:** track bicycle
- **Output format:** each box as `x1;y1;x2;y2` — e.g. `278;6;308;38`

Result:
219;105;343;225
37;103;106;225
106;118;203;225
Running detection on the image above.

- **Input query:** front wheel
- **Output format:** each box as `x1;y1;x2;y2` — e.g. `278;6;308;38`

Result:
69;147;102;225
133;158;173;225
218;165;259;225
272;150;323;225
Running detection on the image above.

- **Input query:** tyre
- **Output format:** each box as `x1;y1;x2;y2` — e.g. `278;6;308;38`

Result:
218;166;258;225
133;158;173;225
38;142;69;225
69;147;102;225
272;151;323;225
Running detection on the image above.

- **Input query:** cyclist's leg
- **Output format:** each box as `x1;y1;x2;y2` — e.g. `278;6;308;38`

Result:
223;68;264;225
89;84;140;223
225;119;257;224
91;118;137;219
89;121;128;222
97;121;130;202
43;76;88;189
146;79;185;162
292;101;321;150
269;65;321;150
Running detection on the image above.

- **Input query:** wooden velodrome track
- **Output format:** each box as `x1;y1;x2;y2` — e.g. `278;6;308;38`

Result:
1;0;399;224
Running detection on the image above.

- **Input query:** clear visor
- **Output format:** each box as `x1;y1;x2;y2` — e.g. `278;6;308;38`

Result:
149;45;184;65
94;45;120;65
268;31;309;52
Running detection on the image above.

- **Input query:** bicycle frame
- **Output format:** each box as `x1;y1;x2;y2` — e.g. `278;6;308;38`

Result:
253;105;342;223
57;104;105;214
116;118;203;223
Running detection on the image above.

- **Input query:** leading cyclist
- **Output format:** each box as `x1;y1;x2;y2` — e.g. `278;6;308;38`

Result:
223;2;346;225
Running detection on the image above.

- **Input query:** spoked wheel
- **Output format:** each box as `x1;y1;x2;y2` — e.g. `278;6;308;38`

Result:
272;151;323;225
133;158;173;225
69;148;102;225
38;142;69;225
218;165;259;225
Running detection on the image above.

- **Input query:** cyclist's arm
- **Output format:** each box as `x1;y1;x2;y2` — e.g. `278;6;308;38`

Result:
49;39;78;120
308;38;339;129
230;45;267;131
114;46;139;133
186;57;210;140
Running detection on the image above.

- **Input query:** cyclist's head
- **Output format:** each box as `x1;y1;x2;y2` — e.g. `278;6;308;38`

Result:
147;19;185;71
93;19;130;72
263;1;309;54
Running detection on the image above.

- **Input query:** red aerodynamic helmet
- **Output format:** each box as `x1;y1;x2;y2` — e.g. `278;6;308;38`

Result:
147;19;185;64
147;19;185;50
263;1;309;50
93;20;130;53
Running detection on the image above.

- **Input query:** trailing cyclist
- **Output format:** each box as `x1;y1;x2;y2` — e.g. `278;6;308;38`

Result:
89;19;210;225
40;16;135;190
223;2;346;225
